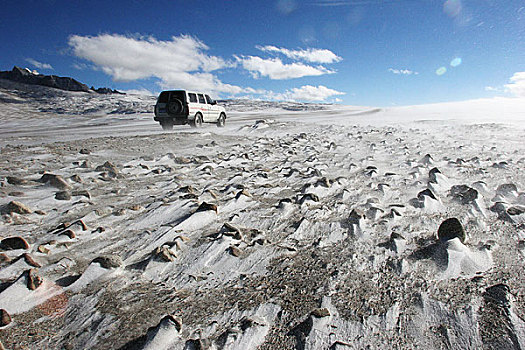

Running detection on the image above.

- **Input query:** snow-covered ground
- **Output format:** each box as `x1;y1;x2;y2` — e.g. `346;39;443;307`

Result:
1;79;525;349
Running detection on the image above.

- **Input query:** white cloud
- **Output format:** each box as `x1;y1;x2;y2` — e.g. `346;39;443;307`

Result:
388;68;418;75
68;33;244;95
236;56;335;80
267;85;345;102
485;86;499;92
257;45;342;64
72;62;91;70
505;72;525;98
25;58;53;70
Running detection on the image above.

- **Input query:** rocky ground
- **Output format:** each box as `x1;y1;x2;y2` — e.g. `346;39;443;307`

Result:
0;84;524;349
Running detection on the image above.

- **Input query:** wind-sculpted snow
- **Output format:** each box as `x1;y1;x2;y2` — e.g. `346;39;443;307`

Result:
0;83;525;349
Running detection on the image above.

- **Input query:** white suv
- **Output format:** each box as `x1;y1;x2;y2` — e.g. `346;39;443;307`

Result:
154;90;227;130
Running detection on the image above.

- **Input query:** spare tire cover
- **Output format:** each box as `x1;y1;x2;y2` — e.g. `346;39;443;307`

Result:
168;99;183;114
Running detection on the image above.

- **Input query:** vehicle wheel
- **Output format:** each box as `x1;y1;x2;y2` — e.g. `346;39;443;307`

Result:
168;99;183;114
217;113;226;127
161;120;173;130
190;113;203;128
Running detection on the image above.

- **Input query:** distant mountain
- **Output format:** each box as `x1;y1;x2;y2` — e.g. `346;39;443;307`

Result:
0;66;123;94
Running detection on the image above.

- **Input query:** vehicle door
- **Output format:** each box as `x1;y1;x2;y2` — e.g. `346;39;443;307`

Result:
205;95;219;121
187;92;198;117
197;93;209;121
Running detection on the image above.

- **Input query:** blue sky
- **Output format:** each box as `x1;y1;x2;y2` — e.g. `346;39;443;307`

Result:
1;0;524;106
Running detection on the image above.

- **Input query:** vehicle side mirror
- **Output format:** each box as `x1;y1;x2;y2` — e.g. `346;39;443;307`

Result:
211;100;217;105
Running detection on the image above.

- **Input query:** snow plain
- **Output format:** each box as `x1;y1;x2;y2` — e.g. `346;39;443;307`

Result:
0;79;525;349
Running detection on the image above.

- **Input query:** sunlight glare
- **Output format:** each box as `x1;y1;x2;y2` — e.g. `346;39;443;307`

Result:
436;67;447;76
450;57;462;67
276;0;297;15
443;0;462;18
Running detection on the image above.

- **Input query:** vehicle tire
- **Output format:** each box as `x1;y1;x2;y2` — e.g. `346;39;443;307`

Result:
217;113;226;127
168;99;183;114
190;113;203;128
161;120;173;130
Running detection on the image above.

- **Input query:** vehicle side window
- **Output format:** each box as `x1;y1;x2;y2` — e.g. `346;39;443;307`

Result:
205;95;213;104
198;94;206;104
188;93;197;103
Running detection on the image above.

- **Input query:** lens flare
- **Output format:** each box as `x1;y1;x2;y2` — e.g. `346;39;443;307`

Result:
443;0;462;18
436;67;447;76
276;0;297;15
450;57;462;67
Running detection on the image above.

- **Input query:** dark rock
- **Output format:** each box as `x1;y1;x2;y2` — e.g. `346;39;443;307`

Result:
4;200;32;214
0;309;11;327
437;218;466;243
483;284;511;307
22;253;41;267
80;160;91;169
492;161;508;169
298;193;320;204
1;236;30;250
0;253;11;263
185;338;211;350
349;208;365;222
221;223;243;240
70;175;83;183
390;232;405;240
228;246;243;257
496;183;518;196
278;198;293;209
180;193;198;200
450;185;478;204
27;269;43;290
0;66;90;92
155;246;176;262
507;206;525;216
429;167;441;183
95;161;119;174
417;188;437;200
6;176;27;185
159;315;182;332
72;190;91;199
315;177;331;188
90;86;125;94
8;191;25;197
40;173;71;190
79;148;91;155
92;227;105;233
490;203;514;222
196;202;218;213
60;229;76;239
55;191;72;200
235;189;252;199
311;308;331;318
92;255;123;269
421;154;433;164
37;245;50;254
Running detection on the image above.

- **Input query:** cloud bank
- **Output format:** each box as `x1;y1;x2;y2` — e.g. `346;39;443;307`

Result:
388;68;418;75
68;33;345;102
25;58;53;70
505;72;525;98
68;33;241;94
268;85;345;101
236;56;335;80
257;45;342;64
